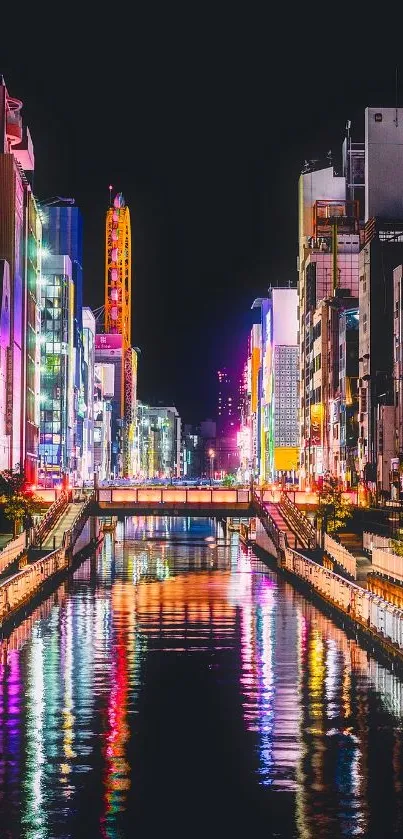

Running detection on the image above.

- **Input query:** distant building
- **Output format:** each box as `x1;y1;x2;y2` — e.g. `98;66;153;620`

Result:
181;424;202;478
217;369;238;435
137;404;181;479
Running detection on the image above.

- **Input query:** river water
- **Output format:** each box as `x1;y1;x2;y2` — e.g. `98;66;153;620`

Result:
1;516;403;838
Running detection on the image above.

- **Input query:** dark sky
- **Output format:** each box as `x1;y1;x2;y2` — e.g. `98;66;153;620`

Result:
1;18;401;423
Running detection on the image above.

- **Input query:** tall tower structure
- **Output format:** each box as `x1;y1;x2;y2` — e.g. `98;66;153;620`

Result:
104;192;131;413
96;190;137;477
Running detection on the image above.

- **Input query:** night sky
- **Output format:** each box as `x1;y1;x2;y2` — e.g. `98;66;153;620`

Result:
1;21;400;424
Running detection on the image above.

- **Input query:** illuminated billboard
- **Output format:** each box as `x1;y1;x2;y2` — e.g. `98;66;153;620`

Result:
310;404;323;447
95;333;123;351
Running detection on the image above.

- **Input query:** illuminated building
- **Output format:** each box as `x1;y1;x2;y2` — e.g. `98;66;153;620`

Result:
82;307;95;482
298;146;361;488
181;425;202;479
358;108;403;496
93;362;113;481
38;255;74;485
238;324;262;482
252;288;299;484
97;192;137;477
137;403;181;479
217;368;237;435
337;308;359;487
41;201;85;482
216;369;240;474
0;261;11;470
0;76;41;482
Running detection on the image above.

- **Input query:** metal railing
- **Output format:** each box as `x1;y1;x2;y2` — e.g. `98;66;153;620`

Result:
252;491;283;551
0;532;27;575
279;491;317;549
363;531;393;553
32;490;69;547
62;493;95;551
324;532;357;580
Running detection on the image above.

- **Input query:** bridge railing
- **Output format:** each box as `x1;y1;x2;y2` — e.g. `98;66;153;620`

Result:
252;490;285;551
279;491;317;549
32;490;70;547
62;493;95;551
96;487;251;505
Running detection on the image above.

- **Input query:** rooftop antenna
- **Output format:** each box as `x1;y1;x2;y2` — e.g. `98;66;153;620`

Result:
108;184;113;206
395;66;399;127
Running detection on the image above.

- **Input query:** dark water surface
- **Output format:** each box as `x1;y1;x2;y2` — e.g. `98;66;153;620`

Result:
1;516;403;838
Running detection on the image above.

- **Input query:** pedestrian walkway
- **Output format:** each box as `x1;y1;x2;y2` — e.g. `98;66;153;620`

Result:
42;502;84;550
264;502;302;549
338;531;372;586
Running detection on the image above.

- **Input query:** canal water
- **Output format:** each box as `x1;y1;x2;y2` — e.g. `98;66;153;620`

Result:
1;516;403;838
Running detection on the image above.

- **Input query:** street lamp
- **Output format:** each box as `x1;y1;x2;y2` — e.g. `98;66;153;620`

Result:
208;448;215;484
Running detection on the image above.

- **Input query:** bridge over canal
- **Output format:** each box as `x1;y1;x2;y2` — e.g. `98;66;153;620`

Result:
94;486;254;516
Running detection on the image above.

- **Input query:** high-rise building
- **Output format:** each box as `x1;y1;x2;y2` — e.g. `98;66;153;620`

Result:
0;76;41;482
82;307;95;482
217;368;237;435
38;255;74;486
298;157;361;488
357;108;403;496
252;288;299;483
41;202;85;480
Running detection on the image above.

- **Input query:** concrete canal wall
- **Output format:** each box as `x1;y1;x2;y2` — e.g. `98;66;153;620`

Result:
255;512;403;666
0;499;101;632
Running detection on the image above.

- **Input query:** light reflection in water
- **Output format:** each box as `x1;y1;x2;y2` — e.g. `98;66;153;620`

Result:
0;518;401;837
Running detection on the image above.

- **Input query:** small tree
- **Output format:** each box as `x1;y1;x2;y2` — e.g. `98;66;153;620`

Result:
223;473;237;487
317;475;353;534
0;465;27;498
0;465;43;537
391;539;403;557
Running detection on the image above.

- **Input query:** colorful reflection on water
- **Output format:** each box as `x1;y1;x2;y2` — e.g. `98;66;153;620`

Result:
0;516;402;837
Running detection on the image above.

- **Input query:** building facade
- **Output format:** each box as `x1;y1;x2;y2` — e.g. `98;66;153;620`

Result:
137;404;181;479
38;255;74;486
358;108;403;495
0;76;41;482
42;202;85;481
297;159;361;488
82;307;95;482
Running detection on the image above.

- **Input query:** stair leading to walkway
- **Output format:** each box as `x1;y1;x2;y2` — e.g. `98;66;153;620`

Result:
42;502;85;550
264;502;302;550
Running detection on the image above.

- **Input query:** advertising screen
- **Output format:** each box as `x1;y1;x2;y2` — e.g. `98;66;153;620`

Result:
95;333;122;351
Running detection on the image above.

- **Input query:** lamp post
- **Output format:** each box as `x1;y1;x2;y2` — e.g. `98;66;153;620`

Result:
208;448;215;485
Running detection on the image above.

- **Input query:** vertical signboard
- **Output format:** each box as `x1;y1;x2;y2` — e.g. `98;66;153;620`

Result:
310;403;323;446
